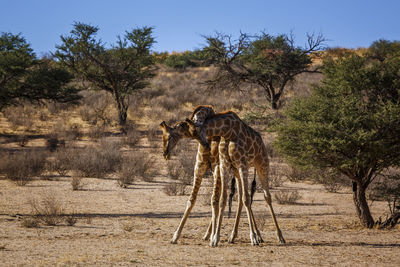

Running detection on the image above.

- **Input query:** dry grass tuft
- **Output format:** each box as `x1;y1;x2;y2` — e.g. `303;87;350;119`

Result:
162;183;186;196
20;217;40;228
274;189;302;205
71;176;85;190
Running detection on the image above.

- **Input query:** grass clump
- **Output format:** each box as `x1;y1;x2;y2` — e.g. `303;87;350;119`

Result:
274;190;302;205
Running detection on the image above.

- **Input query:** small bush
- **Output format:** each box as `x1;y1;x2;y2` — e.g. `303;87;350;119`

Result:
287;167;310;182
166;148;196;185
369;171;400;215
29;193;64;226
71;176;84;190
2;105;35;131
65;214;78;226
122;123;141;148
268;165;286;188
46;136;60;152
163;183;186;196
117;163;136;188
274;190;302;205
71;139;122;178
117;152;156;186
48;148;74;177
20;217;40;228
167;161;182;180
0;150;47;186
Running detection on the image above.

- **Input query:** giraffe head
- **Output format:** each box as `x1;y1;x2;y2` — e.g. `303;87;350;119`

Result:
184;118;209;150
159;120;210;160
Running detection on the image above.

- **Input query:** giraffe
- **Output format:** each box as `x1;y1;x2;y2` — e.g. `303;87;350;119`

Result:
190;105;256;217
160;105;250;244
183;111;285;246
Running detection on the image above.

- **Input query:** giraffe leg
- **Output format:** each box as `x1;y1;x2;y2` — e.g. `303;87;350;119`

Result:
210;162;229;247
228;169;243;243
238;166;259;246
171;160;207;244
257;165;285;244
203;165;221;241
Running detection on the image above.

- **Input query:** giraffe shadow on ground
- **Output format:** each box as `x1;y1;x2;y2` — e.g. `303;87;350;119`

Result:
280;240;400;248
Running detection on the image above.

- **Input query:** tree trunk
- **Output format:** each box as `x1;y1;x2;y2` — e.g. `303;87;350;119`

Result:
118;109;127;126
271;92;281;110
352;181;375;228
113;90;128;126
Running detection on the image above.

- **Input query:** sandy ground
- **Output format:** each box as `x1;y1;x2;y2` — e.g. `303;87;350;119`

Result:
1;171;399;266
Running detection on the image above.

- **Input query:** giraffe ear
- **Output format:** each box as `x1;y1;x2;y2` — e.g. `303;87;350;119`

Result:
160;121;169;132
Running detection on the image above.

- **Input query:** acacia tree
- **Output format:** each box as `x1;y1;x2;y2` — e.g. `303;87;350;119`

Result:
0;32;80;110
55;22;156;125
274;52;400;228
203;32;325;109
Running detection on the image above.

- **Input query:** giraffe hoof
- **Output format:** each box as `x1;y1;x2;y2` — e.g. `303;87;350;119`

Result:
203;233;211;241
250;234;260;246
228;234;236;244
257;235;264;243
278;236;286;244
210;237;219;247
170;239;178;244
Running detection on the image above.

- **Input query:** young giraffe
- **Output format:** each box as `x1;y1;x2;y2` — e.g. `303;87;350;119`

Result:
160;106;249;243
183;111;285;246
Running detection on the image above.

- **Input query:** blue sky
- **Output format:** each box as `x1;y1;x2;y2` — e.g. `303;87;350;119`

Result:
1;0;399;56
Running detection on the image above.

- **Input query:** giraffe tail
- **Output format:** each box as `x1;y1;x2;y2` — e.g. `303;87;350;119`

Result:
250;170;256;205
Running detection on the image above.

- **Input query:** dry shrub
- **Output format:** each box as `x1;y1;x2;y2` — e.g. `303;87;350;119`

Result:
65;123;83;140
71;176;84;190
274;190;302;205
166;149;196;185
369;170;400;215
311;168;349;193
163;183;186;196
20;217;40;228
46;135;65;152
167;162;182;180
158;95;178;112
79;91;117;126
65;214;78;226
2;105;36;131
120;220;135;232
287;166;311;182
0;150;47;186
146;123;161;142
47;148;74;177
122;123;141;148
87;125;106;139
29;193;64;226
268;165;286;188
71;139;122;178
117;152;156;187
